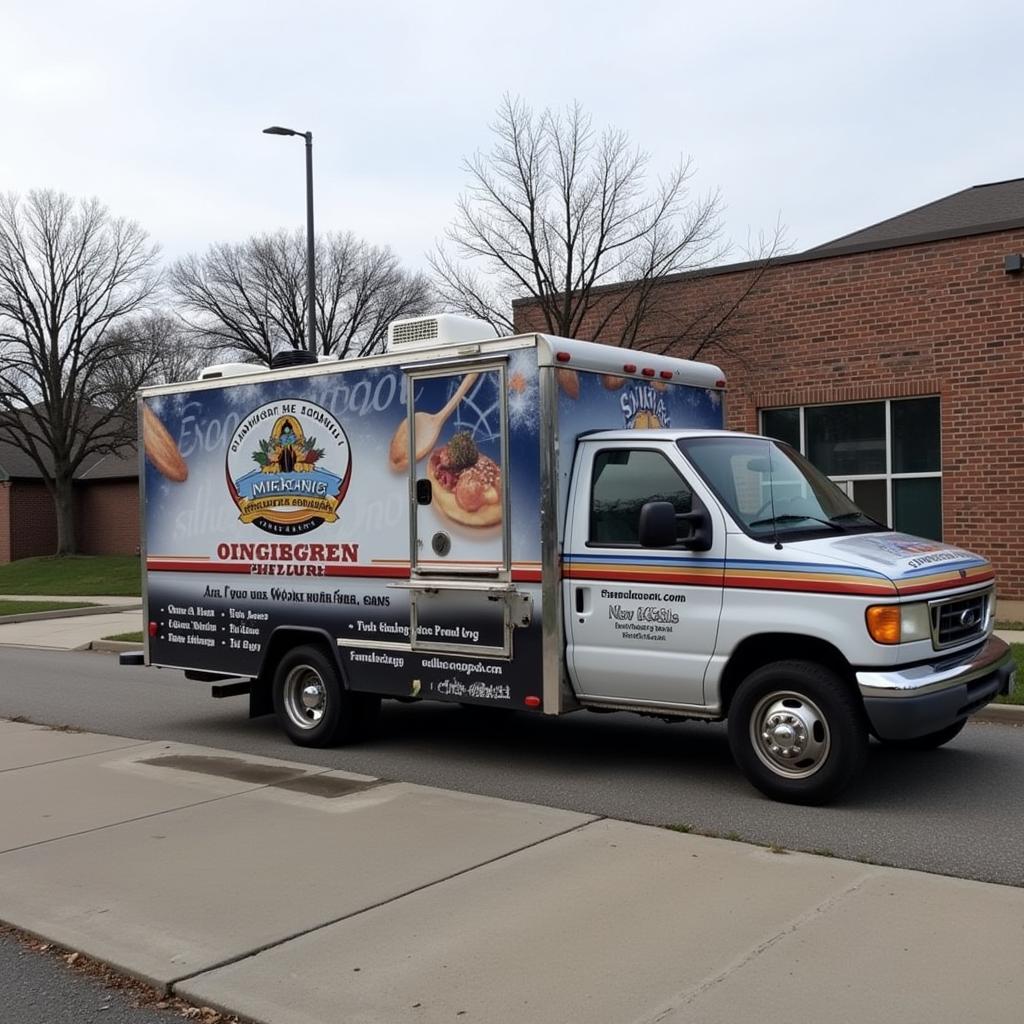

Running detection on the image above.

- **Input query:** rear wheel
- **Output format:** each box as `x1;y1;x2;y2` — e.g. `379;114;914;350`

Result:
273;645;379;747
878;718;968;750
728;660;868;805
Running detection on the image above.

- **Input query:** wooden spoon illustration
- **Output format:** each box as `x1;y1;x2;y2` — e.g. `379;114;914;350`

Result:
388;373;480;471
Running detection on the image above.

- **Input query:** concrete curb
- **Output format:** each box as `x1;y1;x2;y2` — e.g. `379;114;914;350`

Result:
972;703;1024;725
88;640;141;653
0;604;141;625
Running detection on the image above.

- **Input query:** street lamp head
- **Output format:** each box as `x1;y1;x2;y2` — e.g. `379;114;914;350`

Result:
263;125;299;136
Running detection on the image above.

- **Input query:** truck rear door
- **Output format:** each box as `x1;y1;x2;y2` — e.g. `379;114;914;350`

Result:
401;363;517;657
563;439;726;707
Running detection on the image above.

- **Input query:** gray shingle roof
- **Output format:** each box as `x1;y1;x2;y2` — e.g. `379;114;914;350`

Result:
0;438;44;480
0;408;137;482
806;178;1024;256
76;448;138;480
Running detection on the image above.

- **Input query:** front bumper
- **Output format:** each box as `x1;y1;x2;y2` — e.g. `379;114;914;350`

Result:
856;636;1015;740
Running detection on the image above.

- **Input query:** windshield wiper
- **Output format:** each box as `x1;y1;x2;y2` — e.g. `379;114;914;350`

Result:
748;514;844;531
829;511;885;528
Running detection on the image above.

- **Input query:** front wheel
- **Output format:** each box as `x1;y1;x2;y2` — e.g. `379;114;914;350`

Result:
727;660;868;805
273;645;379;748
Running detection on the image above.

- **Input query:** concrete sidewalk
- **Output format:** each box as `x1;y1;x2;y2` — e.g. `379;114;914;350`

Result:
0;595;141;650
0;719;1021;1023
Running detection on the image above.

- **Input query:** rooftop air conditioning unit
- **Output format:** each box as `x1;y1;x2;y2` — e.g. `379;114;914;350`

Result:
386;314;498;354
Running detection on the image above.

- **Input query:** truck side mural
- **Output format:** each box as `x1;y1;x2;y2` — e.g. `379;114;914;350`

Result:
142;345;723;710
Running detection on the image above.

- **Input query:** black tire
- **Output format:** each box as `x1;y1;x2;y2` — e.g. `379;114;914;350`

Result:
878;718;968;751
727;660;868;805
272;645;380;748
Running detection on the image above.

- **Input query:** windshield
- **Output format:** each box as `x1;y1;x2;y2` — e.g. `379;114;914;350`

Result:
677;435;882;539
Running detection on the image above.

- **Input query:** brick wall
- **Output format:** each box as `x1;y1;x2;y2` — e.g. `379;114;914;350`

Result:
77;480;140;556
9;481;59;560
514;228;1024;599
0;482;10;563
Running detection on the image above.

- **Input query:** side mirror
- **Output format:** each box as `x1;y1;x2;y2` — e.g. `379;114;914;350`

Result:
638;501;677;547
638;501;713;551
678;508;713;552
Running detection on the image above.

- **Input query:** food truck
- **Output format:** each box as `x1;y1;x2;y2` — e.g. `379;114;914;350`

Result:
129;314;1014;803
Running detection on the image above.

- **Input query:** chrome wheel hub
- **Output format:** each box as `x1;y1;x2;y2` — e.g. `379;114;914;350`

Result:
750;691;831;779
283;666;327;730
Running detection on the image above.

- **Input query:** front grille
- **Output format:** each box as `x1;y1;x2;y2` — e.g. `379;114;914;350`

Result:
930;590;989;649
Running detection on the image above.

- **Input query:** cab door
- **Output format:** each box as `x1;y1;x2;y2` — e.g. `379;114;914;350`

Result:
564;441;726;707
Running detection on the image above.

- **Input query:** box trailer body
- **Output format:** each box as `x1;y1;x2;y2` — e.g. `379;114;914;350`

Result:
140;328;723;712
135;318;1014;803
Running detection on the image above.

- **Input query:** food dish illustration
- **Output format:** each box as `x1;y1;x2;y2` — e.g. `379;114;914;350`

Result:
388;373;479;471
427;430;502;527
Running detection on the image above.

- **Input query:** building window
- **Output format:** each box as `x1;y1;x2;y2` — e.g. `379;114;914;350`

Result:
760;397;941;540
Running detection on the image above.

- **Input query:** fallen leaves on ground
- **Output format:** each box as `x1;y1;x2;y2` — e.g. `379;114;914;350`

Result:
1;924;242;1022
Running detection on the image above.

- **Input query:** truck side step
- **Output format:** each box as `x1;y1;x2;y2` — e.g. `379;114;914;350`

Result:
211;680;253;699
118;651;145;666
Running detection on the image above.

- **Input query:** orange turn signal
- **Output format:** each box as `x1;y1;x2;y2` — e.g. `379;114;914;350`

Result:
866;605;901;644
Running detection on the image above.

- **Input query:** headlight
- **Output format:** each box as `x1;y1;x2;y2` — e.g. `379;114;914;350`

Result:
865;602;931;645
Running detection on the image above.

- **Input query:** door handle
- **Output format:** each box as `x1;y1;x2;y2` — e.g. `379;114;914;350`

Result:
574;586;591;617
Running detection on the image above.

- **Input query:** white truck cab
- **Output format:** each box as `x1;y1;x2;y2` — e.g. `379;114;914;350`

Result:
130;319;1014;804
563;429;1013;802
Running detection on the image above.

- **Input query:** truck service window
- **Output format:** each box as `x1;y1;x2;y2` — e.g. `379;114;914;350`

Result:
589;449;693;545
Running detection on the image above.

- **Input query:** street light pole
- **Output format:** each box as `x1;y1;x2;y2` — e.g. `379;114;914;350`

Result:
262;125;317;359
304;132;316;361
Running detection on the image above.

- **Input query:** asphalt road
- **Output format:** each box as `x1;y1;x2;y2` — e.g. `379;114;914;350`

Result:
2;646;1023;887
0;930;181;1024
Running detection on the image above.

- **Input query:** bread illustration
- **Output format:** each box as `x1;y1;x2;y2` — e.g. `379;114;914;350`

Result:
557;368;579;399
142;405;188;482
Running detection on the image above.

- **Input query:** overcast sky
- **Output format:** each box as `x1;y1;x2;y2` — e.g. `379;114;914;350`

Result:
2;0;1021;278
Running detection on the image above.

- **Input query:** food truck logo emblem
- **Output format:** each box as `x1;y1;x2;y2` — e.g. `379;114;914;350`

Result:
226;403;351;536
621;385;671;430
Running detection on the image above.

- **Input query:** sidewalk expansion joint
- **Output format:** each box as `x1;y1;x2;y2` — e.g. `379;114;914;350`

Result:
0;740;152;775
167;814;605;991
0;767;339;858
640;869;877;1024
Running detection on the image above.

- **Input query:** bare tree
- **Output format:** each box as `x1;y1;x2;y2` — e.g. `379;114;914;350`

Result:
94;313;210;411
171;230;432;364
0;190;160;555
431;96;784;360
625;221;788;364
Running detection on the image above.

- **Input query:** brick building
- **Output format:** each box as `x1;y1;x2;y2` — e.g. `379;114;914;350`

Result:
0;439;138;563
514;178;1024;613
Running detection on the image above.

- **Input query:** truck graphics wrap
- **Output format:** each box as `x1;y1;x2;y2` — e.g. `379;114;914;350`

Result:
141;343;724;709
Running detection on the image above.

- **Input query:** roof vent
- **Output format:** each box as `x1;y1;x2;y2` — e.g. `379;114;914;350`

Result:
198;362;264;381
387;314;498;353
270;349;318;370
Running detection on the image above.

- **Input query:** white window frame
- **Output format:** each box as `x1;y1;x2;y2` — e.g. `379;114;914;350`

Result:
759;398;942;535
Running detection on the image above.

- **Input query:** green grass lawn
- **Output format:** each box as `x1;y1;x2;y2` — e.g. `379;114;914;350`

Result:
102;631;144;643
0;599;96;616
0;556;140;596
995;643;1024;706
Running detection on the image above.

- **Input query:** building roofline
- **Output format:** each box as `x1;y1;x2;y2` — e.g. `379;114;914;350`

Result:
510;218;1024;306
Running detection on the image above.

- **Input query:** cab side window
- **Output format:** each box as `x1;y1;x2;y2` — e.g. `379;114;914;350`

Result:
590;449;693;545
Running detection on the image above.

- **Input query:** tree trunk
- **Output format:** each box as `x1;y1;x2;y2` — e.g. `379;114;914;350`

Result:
53;476;77;556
